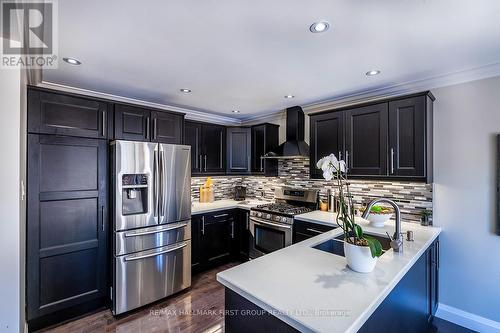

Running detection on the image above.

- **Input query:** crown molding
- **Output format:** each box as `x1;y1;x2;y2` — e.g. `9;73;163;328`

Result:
303;62;500;114
37;81;242;125
240;110;285;124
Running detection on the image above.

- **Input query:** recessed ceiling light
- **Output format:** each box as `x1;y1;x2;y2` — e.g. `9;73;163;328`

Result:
284;95;295;99
232;110;240;113
309;21;330;33
180;89;192;93
63;57;81;65
366;70;381;76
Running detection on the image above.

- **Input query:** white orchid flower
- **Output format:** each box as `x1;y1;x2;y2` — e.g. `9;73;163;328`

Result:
316;153;346;180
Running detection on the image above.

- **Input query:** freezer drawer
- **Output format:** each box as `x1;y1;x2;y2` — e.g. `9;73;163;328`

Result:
115;220;191;256
113;240;191;315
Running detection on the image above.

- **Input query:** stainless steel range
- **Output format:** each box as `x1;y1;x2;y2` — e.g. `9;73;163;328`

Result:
249;188;317;259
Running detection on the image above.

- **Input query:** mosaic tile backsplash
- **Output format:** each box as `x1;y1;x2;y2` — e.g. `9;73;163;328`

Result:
192;159;433;223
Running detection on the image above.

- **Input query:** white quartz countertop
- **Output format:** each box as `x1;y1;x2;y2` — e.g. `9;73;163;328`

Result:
191;199;271;215
217;212;441;333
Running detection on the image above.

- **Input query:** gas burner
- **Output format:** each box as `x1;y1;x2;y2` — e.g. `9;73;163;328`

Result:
253;203;313;216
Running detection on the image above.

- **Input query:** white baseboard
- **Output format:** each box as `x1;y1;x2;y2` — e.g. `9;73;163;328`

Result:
436;303;500;333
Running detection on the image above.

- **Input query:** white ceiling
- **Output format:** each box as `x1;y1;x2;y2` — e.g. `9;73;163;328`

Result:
43;0;500;120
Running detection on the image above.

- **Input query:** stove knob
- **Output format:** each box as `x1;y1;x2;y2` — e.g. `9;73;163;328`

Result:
257;212;262;218
266;214;271;219
275;216;281;222
281;217;288;223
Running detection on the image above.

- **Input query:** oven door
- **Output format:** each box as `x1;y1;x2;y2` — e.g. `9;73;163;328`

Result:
249;216;292;259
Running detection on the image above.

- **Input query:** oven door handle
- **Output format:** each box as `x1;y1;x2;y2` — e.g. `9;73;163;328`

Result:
250;217;291;229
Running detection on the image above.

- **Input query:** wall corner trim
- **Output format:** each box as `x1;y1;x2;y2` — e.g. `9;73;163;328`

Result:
435;303;500;333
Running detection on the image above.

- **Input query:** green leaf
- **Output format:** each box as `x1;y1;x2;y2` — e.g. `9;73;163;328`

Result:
371;205;382;213
364;235;383;258
353;224;363;238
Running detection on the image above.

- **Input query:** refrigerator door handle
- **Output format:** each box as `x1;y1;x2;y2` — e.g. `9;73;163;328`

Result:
159;149;166;221
153;149;159;219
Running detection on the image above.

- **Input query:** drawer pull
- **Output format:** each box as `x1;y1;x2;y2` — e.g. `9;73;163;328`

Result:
306;228;325;234
124;242;187;261
213;213;229;218
124;223;188;237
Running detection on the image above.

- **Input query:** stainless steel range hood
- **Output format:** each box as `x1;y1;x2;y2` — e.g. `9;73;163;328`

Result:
263;106;309;159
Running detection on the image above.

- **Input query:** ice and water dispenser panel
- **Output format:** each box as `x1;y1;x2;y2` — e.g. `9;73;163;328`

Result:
122;174;148;215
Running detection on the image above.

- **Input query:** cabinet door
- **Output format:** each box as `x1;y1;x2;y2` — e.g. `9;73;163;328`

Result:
309;112;344;178
184;121;202;174
430;239;439;317
114;104;151;141
227;127;251;174
251;125;265;173
28;90;109;139
235;210;250;260
345;103;388;176
27;135;108;321
202;215;233;266
201;124;225;174
151;111;183;144
388;96;426;178
191;215;203;272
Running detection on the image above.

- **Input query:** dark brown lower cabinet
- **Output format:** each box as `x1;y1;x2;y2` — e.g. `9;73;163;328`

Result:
27;135;108;330
191;210;248;273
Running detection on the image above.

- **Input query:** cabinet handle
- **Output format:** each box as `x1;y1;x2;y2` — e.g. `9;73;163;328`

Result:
201;216;205;235
146;117;150;139
153;118;157;139
102;111;106;137
213;213;229;218
220;132;223;168
260;156;263;172
101;206;105;231
199;155;202;171
436;240;439;271
204;155;207;172
390;148;395;174
231;221;235;239
338;151;342;160
306;228;324;234
246;212;249;229
345;150;349;172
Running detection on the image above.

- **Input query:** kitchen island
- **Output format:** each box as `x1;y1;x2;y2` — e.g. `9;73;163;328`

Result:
217;212;441;333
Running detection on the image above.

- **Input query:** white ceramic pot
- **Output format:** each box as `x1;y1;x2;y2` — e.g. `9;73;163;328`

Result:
367;213;392;227
344;241;378;273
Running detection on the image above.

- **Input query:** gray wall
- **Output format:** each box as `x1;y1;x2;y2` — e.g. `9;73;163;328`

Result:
433;76;500;323
0;44;22;332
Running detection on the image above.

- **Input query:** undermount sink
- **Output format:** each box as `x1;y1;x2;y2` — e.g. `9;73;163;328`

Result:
312;233;392;257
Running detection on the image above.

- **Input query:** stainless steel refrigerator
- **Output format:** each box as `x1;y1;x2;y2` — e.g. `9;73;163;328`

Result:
110;140;191;315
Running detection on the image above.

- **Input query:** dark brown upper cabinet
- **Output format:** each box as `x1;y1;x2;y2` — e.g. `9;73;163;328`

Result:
151;111;183;144
114;104;183;144
345;103;388;176
202;124;226;174
226;127;251;174
251;123;280;176
309;112;344;179
309;91;434;181
114;104;151;141
185;121;202;174
28;89;111;139
184;121;225;175
389;95;433;181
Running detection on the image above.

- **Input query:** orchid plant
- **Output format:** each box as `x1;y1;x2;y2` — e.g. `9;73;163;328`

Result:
317;154;382;258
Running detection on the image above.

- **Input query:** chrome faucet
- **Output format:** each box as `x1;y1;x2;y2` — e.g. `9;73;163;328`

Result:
362;198;403;252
